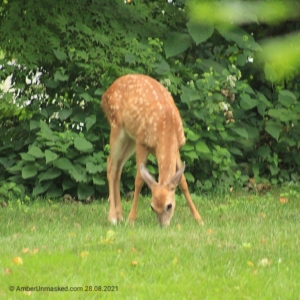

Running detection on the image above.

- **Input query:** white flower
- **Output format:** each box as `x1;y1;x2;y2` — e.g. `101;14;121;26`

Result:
220;102;229;111
227;75;237;88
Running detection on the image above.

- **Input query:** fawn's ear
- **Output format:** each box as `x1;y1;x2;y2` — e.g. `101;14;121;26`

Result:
168;162;185;189
140;163;158;188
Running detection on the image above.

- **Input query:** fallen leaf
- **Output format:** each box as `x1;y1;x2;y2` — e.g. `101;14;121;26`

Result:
22;248;30;254
117;249;122;253
207;228;213;235
258;258;271;267
106;229;116;240
30;226;36;232
23;291;32;296
12;257;23;265
258;212;267;218
80;251;89;258
279;197;288;204
131;260;138;266
242;243;252;249
4;268;12;275
247;261;254;268
172;257;178;266
131;247;137;253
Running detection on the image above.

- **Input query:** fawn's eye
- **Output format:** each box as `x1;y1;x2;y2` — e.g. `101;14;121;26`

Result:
166;203;172;211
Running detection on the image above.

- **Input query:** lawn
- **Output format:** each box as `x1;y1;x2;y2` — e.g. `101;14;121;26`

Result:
1;187;300;299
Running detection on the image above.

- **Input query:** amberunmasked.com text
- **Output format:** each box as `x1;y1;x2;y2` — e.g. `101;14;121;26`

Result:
9;285;118;292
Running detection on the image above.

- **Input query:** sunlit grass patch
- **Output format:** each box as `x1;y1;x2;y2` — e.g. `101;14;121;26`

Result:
1;188;300;299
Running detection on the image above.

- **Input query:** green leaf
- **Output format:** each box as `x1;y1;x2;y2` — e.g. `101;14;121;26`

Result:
54;70;69;82
182;144;194;152
94;88;105;96
181;85;200;103
72;112;86;123
62;179;75;191
22;165;37;179
230;127;248;139
8;161;24;174
183;150;199;160
45;80;59;89
240;94;259;110
187;129;201;142
92;174;105;186
187;21;214;45
195;141;211;154
236;54;247;66
47;185;63;198
70;164;87;182
75;155;94;165
0;157;15;168
32;182;51;196
20;153;35;162
153;61;170;75
257;92;272;116
39;168;62;182
74;137;93;152
59;109;72;121
184;172;195;183
86;162;103;174
53;49;67;61
125;53;137;64
53;157;74;171
78;183;94;201
257;146;271;158
79;92;93;102
85;115;96;131
164;33;192;58
40;108;48;118
229;147;243;156
76;50;88;61
278;90;296;107
268;108;291;122
265;122;281;140
199;59;226;73
30;120;40;131
270;164;279;176
279;137;296;147
45;150;58;164
216;26;260;50
203;180;213;190
28;146;44;158
40;121;54;138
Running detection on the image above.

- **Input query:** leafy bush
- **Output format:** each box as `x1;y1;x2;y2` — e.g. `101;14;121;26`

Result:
0;0;299;201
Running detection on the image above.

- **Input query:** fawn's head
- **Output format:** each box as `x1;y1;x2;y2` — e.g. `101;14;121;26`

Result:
140;163;185;227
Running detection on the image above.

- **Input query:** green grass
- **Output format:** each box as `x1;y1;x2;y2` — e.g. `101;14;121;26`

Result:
1;188;300;299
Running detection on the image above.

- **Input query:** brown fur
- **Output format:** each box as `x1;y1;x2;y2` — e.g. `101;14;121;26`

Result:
102;74;203;226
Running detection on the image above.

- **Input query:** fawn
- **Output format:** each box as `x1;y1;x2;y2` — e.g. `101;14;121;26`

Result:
102;74;203;226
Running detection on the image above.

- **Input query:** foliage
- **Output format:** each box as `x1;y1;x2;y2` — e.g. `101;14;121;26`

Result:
0;0;299;201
